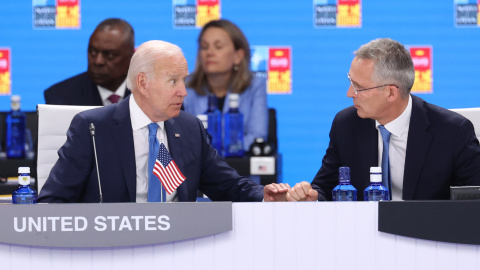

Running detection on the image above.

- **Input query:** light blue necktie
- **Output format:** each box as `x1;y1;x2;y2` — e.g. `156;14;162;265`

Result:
378;125;392;200
148;123;166;202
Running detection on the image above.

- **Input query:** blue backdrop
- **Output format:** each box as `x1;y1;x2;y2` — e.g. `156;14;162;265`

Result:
1;1;480;186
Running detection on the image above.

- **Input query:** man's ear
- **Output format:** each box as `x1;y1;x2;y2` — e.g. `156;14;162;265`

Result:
136;72;148;96
386;85;401;102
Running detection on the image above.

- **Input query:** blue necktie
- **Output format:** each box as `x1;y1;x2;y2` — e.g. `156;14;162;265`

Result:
378;125;392;200
148;123;166;202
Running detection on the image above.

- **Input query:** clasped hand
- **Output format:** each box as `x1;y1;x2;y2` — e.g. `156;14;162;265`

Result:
263;181;318;202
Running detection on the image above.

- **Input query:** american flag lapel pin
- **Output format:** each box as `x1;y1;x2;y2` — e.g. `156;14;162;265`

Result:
175;133;180;138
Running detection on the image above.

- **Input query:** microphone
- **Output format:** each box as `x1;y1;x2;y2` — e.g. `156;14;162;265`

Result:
89;123;103;203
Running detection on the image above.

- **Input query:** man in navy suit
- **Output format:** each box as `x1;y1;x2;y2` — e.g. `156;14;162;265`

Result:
44;18;134;106
285;38;480;201
38;40;288;203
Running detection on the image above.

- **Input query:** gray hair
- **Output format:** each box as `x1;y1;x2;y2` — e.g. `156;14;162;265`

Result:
126;40;183;91
354;38;415;98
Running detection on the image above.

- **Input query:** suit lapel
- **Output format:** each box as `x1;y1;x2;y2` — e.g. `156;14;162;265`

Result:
111;96;137;201
403;95;432;200
165;117;188;201
84;75;103;106
355;117;378;189
123;88;132;99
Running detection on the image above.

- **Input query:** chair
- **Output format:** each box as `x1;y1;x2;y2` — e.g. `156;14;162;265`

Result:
450;107;480;140
37;105;99;192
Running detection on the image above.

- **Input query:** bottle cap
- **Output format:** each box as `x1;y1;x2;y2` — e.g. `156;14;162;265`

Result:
11;95;21;111
197;114;208;129
339;166;350;181
197;114;207;121
18;167;30;174
369;167;382;183
339;166;350;174
11;95;20;102
229;93;239;108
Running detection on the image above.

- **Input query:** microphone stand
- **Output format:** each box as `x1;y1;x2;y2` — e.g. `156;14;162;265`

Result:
89;123;103;203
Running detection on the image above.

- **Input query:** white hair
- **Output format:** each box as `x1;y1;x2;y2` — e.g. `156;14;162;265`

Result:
126;40;184;91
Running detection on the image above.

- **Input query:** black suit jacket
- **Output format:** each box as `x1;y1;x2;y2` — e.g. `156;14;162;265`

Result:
38;95;264;203
44;72;130;105
312;95;480;201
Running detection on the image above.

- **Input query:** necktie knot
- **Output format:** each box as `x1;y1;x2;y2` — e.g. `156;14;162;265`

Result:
378;125;391;142
108;94;121;104
148;123;158;139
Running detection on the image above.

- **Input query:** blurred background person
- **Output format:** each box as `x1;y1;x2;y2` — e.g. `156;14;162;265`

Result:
183;19;268;152
44;18;135;106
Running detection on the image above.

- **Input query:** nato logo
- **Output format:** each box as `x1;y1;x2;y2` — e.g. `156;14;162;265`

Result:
455;0;479;26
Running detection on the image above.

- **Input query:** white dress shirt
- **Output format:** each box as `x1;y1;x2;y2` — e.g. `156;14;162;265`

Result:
129;95;177;202
97;80;127;105
376;95;412;201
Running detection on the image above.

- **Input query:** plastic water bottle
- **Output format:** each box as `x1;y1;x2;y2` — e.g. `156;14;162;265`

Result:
364;167;390;201
205;94;222;154
197;114;213;144
12;167;37;204
332;166;357;201
6;95;26;158
223;93;244;157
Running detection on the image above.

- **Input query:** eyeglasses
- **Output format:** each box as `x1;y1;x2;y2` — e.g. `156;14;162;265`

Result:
347;74;398;95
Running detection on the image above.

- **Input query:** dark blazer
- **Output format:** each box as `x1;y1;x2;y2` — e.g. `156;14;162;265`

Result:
38;96;264;203
44;72;131;105
312;95;480;201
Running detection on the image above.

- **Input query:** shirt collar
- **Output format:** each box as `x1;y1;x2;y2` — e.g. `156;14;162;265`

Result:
97;79;127;102
376;94;412;137
129;94;165;131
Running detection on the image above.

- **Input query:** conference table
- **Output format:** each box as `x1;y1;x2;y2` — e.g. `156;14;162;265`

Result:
0;201;478;270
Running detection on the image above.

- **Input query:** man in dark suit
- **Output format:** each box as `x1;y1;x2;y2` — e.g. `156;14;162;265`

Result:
285;38;480;201
44;18;134;106
38;40;288;203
